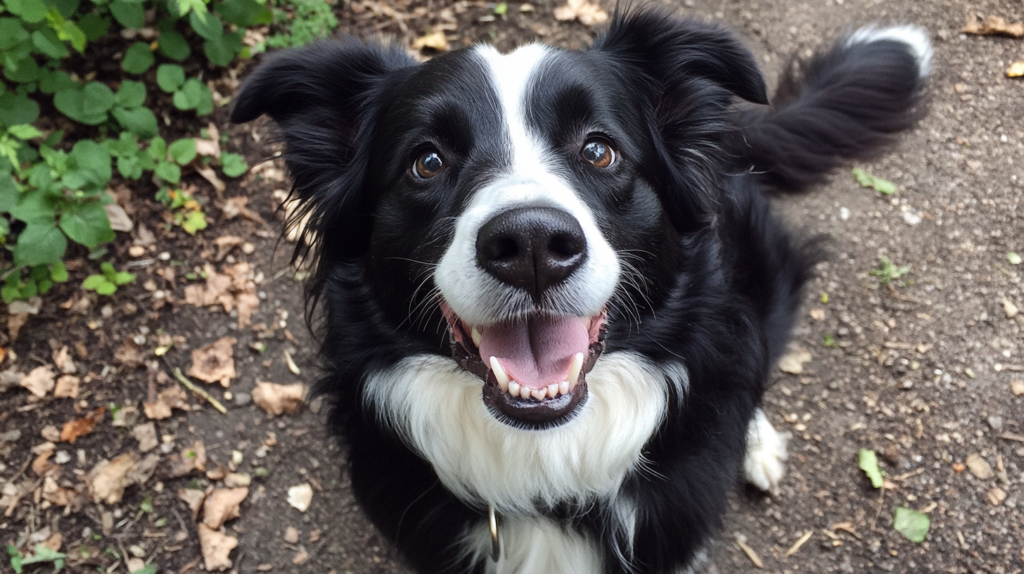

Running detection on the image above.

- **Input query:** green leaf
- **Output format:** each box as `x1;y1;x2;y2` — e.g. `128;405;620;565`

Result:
31;29;69;59
67;139;112;188
48;0;79;19
893;507;930;543
50;260;69;282
858;449;883;488
168;138;196;165
0;176;16;208
110;0;145;29
13;222;67;266
203;30;241;66
0;92;40;126
851;167;898;196
7;124;42;140
46;8;87;53
215;0;272;26
154;161;180;183
95;279;116;295
147;136;166;160
1008;252;1021;266
156;64;185;92
82;274;106;289
4;55;40;84
0;18;31;51
493;2;507;15
112;107;157;139
189;9;223;40
113;271;135;285
181;209;206;234
60;201;115;248
220;151;247;177
116;79;147;108
54;83;115;125
172;78;207;110
78;13;110;41
122;42;155;74
6;0;49;23
130;564;157;574
38;69;75;94
157;27;190;61
9;189;56;223
116;151;142;178
83;81;115;115
100;261;116;278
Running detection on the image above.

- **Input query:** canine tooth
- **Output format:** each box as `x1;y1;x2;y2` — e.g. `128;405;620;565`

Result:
530;388;547;401
508;381;520;397
471;326;482;348
568;353;584;385
547;383;559;397
559;381;569;396
490;356;510;391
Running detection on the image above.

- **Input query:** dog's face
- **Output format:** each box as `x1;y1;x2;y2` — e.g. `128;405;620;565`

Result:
232;15;767;430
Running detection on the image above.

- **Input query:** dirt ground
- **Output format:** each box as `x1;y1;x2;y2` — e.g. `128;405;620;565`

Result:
2;0;1023;572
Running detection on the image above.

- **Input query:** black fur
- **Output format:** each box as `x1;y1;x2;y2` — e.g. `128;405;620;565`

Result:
232;9;926;573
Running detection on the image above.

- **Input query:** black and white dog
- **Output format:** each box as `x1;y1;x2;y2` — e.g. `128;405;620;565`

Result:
231;9;929;573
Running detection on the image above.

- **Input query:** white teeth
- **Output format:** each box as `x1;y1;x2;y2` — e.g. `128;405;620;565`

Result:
547;383;558;397
471;326;482;348
530;388;547;401
508;381;520;397
559;381;569;396
490;356;510;391
568;352;584;386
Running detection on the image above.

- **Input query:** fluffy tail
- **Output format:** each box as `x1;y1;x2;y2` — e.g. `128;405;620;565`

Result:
729;25;931;192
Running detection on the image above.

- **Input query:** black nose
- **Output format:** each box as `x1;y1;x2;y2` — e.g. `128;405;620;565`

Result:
476;207;587;300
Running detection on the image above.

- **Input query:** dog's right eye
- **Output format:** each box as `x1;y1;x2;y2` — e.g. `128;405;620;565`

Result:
412;150;445;179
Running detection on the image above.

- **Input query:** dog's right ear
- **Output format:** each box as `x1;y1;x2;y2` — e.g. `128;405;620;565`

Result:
231;39;415;261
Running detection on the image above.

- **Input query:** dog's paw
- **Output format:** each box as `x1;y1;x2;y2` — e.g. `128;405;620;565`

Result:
743;409;788;492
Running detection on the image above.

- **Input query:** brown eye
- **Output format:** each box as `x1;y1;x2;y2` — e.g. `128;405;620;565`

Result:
581;139;615;168
413;150;445;179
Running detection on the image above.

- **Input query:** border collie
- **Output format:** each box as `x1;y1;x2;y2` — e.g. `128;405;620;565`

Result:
231;9;930;573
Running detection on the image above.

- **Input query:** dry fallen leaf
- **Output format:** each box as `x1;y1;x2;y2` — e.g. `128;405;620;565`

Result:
60;407;104;443
184;264;261;328
553;0;608;26
213;235;244;261
195;123;222;158
132;423;159;453
778;348;813;375
88;452;139;504
287;483;313;512
202;487;249;529
1009;62;1024;79
189;337;237;387
19;366;56;398
144;384;191;419
412;30;449;51
165;440;208;478
962;15;1024;37
53;375;80;399
198;523;238;571
292;546;309;565
42;475;77;507
178;488;207;521
52;346;76;374
32;442;55;475
104;203;134;232
808;308;826;321
966;454;994;480
253;382;307;417
196;165;227;194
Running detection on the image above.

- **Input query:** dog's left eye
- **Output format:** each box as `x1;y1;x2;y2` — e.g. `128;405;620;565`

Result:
412;149;445;179
581;139;615;168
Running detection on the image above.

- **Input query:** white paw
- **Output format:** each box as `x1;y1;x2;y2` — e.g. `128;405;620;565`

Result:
743;408;788;492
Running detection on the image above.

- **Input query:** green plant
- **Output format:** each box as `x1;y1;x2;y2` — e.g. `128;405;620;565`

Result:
1;0;263;302
852;167;898;195
7;543;66;573
82;261;135;295
266;0;337;48
870;255;911;286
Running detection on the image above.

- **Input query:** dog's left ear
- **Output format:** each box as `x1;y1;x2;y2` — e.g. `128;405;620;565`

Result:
592;9;767;106
592;9;767;232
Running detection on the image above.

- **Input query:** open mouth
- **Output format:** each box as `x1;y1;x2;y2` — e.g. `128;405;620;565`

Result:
441;302;607;428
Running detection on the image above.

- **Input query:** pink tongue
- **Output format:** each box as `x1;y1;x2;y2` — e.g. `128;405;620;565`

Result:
478;316;590;390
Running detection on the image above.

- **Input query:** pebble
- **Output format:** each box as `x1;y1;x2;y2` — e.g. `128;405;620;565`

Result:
234;392;252;406
986;416;1003;431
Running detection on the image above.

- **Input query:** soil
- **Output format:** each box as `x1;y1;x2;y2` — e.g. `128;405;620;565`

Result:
2;0;1023;573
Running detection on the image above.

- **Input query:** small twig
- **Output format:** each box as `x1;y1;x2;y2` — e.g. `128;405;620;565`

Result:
785;530;814;557
890;467;926;481
735;538;764;569
172;368;227;414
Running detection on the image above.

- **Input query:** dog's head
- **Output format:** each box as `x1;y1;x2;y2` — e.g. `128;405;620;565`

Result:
232;10;766;430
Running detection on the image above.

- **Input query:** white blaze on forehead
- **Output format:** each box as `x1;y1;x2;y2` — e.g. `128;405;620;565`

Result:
433;44;621;326
473;43;550;174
